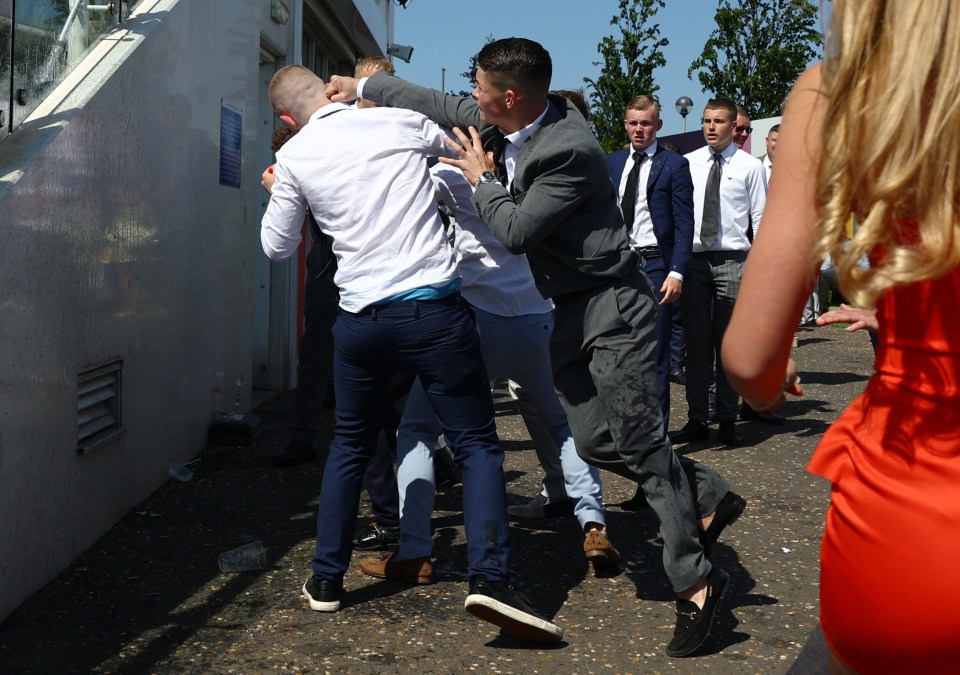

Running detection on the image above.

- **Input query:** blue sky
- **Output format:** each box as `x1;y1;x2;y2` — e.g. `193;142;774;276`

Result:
394;0;827;136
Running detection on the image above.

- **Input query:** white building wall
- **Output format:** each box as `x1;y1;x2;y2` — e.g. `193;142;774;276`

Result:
0;0;388;622
354;0;392;47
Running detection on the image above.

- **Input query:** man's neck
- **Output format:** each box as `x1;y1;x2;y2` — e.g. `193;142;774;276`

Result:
500;99;548;134
299;99;333;127
710;140;733;154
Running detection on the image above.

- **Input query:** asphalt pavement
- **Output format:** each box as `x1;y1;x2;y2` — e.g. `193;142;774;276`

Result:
0;324;876;674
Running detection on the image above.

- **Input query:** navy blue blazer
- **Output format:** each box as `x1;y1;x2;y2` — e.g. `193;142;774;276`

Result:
606;145;695;278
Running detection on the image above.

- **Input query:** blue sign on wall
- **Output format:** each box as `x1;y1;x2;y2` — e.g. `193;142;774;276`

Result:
219;102;242;188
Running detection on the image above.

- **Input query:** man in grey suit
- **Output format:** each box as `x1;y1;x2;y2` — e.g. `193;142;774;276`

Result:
327;38;744;657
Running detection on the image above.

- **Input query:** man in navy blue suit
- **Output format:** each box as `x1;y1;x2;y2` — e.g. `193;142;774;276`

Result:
606;95;694;430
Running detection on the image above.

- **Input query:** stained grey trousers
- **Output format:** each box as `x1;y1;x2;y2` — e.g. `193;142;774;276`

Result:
550;266;729;592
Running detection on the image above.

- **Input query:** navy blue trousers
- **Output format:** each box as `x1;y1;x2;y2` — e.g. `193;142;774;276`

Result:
641;256;674;430
311;293;510;584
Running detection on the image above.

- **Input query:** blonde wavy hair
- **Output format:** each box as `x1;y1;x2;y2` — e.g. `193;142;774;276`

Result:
815;0;960;306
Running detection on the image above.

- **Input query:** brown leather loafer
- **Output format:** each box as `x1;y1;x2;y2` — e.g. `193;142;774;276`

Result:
359;551;432;584
583;530;621;571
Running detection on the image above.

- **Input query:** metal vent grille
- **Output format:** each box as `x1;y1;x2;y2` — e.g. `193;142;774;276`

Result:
78;361;123;453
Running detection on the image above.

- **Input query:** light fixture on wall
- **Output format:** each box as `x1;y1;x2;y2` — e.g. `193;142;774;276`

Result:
387;43;414;63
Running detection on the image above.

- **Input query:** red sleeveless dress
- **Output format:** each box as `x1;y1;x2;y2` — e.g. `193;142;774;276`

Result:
808;261;960;672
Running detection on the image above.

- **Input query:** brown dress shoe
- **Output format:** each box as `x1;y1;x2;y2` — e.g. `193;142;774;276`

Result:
359;551;432;584
583;530;621;571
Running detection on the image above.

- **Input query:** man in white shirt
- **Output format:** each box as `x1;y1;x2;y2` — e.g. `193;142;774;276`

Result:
733;105;753;151
675;99;767;447
733;121;789;426
762;124;779;184
260;64;562;643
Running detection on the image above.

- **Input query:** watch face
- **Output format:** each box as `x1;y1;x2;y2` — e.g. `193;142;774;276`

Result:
480;171;497;183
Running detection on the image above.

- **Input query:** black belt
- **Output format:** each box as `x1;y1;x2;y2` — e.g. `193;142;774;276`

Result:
634;246;661;260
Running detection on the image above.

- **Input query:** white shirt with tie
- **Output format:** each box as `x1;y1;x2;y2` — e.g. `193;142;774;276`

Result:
684;143;767;253
616;141;683;282
498;105;549;185
617;142;657;248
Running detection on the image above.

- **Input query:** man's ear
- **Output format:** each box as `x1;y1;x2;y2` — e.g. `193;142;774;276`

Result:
279;113;300;131
504;88;518;109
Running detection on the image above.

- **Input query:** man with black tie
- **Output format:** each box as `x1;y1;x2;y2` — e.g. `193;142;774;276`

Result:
606;95;694;431
326;38;743;657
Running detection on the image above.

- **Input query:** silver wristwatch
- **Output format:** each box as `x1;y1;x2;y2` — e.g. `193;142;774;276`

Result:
476;171;498;186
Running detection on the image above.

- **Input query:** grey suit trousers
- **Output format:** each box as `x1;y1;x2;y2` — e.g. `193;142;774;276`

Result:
682;250;747;424
550;266;728;592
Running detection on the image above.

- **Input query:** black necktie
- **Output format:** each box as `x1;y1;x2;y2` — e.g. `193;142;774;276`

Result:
700;151;723;248
489;131;509;187
620;151;645;231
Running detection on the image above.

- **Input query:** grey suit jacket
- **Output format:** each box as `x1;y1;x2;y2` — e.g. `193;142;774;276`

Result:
363;71;637;300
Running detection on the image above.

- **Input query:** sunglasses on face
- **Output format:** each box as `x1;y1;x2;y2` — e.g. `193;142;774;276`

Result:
735;125;753;134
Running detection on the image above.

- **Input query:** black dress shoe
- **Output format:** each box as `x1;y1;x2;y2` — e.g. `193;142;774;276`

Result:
670;421;709;444
717;422;742;447
700;491;747;556
740;403;785;425
352;521;400;551
272;440;316;467
669;370;686;385
666;567;729;657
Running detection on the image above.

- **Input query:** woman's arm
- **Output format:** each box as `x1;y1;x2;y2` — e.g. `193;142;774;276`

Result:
816;304;879;333
722;64;827;406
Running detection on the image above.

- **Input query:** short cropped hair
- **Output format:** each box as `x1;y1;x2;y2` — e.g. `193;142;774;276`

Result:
767;124;780;137
704;98;737;122
625;95;661;117
476;37;551;97
268;64;318;114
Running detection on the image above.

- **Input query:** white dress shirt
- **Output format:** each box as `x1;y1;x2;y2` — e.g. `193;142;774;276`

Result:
261;104;458;312
617;142;658;248
684;143;767;253
500;105;549;185
430;164;552;317
763;154;773;185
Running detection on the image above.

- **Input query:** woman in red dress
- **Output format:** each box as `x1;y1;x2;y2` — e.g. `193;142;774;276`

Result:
723;2;960;672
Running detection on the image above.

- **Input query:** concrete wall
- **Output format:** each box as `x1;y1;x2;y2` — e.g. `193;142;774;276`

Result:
0;0;298;621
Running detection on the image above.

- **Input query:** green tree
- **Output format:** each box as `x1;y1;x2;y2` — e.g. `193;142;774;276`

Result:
454;34;496;96
689;0;822;118
584;0;668;153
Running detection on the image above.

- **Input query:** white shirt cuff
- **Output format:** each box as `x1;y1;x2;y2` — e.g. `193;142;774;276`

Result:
356;76;369;101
